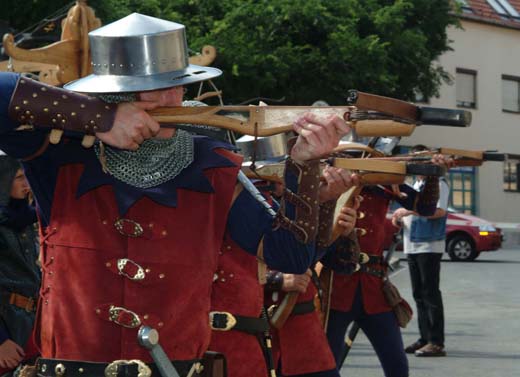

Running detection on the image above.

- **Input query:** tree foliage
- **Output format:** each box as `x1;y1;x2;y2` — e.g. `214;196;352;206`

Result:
1;0;458;105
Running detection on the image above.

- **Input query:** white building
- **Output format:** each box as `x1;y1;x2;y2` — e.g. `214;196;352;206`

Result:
406;0;520;226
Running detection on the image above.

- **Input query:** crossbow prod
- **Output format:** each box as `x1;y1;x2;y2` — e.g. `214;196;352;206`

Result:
150;91;472;138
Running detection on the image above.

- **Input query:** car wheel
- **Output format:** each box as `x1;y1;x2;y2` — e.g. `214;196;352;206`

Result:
447;234;478;261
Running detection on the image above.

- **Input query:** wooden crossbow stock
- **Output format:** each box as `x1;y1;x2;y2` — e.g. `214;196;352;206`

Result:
150;90;471;138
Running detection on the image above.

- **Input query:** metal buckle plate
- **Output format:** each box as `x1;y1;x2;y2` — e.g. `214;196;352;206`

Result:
108;305;142;328
359;252;370;264
114;218;144;238
105;359;152;377
117;258;146;281
209;311;237;331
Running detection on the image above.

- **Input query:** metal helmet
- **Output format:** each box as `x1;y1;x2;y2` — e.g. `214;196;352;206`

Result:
64;13;222;93
236;134;289;165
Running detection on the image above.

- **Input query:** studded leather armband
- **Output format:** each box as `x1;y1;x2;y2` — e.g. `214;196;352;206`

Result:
8;76;117;146
316;200;336;248
265;270;284;292
273;139;320;244
415;176;440;216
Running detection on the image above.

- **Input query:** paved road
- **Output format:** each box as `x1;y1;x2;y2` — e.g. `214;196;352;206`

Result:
339;248;520;377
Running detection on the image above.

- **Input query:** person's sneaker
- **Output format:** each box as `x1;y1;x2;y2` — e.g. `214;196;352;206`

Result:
405;340;426;354
415;343;447;357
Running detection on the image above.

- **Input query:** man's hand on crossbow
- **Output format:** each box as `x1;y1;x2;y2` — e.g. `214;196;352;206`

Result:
319;165;360;203
291;113;350;163
96;101;161;151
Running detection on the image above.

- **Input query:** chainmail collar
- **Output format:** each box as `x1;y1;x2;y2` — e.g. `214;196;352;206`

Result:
94;129;194;189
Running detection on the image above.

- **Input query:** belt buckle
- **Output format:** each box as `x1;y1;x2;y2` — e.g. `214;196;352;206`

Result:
105;359;152;377
117;258;146;281
358;252;370;264
209;311;237;331
25;297;35;312
114;218;144;238
109;305;142;328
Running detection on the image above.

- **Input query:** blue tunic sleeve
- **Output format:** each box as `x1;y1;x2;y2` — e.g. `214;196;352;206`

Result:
227;188;316;274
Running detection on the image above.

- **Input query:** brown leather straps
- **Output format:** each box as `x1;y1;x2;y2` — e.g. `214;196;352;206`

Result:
8;76;117;136
274;156;320;244
1;292;37;312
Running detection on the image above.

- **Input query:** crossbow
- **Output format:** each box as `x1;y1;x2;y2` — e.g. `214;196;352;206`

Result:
150;90;471;138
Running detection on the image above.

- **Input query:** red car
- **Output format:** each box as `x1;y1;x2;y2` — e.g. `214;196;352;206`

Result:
384;208;502;261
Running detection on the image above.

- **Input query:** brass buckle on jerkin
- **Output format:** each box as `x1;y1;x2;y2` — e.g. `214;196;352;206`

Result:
114;218;144;238
117;258;146;281
359;252;370;264
209;311;237;331
104;359;152;377
108;305;142;328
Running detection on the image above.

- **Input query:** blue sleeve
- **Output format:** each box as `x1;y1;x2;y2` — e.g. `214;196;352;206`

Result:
227;189;316;274
0;72;48;158
0;328;9;344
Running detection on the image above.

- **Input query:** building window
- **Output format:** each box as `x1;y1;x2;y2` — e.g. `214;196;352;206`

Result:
502;75;520;113
486;0;520;21
503;160;519;192
457;0;473;13
448;167;477;214
456;68;477;109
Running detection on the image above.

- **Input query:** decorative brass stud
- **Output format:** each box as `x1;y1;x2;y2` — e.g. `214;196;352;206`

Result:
143;314;149;320
95;309;101;314
161;230;168;236
32;93;37;98
90;120;95;124
41;87;47;92
44;108;49;112
55;363;66;377
159;274;165;279
96;114;101;118
145;268;151;273
20;79;26;84
53;101;59;106
80;104;86;108
14;106;20;110
62;119;66;124
23;100;29;105
71;112;77;116
79;368;84;373
57;114;62;118
62;95;68;99
52;119;57;123
25;110;31;115
105;262;111;267
20;116;25;120
158;322;164;327
105;105;110;110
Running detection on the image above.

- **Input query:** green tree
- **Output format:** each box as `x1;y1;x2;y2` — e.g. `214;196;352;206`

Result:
1;0;458;105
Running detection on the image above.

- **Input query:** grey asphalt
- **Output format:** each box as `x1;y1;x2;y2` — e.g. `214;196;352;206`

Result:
339;248;520;377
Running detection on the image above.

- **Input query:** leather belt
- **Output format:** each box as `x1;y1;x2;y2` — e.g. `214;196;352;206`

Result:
0;292;37;312
36;358;203;377
291;300;315;316
209;311;269;334
359;265;385;278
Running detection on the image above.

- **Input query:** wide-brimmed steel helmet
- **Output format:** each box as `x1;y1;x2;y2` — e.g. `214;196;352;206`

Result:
64;13;222;93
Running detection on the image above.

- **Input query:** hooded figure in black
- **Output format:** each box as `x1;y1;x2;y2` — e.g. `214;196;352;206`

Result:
0;155;39;371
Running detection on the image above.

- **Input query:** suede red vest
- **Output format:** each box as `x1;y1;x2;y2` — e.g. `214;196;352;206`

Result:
268;284;336;375
36;150;240;362
330;190;392;315
209;234;267;377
